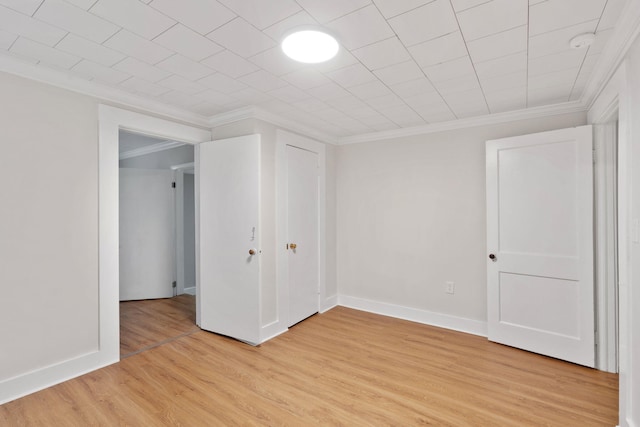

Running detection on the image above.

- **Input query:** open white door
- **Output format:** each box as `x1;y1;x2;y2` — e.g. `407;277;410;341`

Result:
119;168;175;301
197;134;261;345
486;125;594;367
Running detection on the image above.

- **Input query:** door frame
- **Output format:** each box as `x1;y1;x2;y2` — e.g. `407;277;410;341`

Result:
98;105;211;361
172;162;196;297
275;130;327;335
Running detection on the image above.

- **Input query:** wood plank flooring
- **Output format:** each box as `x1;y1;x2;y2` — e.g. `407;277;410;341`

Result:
1;303;618;426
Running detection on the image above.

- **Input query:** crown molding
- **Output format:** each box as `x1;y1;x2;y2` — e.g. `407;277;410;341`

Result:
119;140;186;160
338;101;587;145
0;53;211;129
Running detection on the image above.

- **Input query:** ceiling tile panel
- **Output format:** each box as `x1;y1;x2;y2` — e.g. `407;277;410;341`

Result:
0;5;67;46
217;0;301;30
377;103;425;126
309;48;359;73
373;0;434;19
528;49;587;77
196;89;236;105
157;74;206;95
104;30;173;65
528;68;580;90
353;37;411;71
114;57;171;82
474;51;527;80
306;82;352;101
434;73;480;94
156;54;213;80
295;0;370;24
450;0;491;13
597;0;626;30
34;0;118;43
149;0;235;35
528;85;572;107
268;84;311;103
366;93;405;109
282;69;331;90
292;98;330;113
389;0;458;47
484;86;527;113
0;0;44;16
71;59;131;85
10;36;80;68
409;31;467;68
457;0;527;41
119;76;171;96
56;33;125;67
263;11;318;41
389;77;436;98
239;69;286;92
248;47;300;76
159;90;203;108
153;24;223;62
588;29;613;56
207;17;275;57
326;4;395;50
529;0;607;36
197;72;247;94
467;25;527;63
63;0;98;10
423;56;475;82
444;89;489;118
347;80;394;100
200;49;259;78
326;95;369;112
90;0;176;40
374;60;424;86
528;20;598;59
326;63;377;87
0;28;17;50
479;69;527;92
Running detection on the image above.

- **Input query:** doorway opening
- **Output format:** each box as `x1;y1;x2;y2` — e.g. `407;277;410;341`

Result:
118;129;197;357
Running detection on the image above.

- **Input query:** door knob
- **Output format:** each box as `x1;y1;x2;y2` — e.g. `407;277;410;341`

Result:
489;253;497;261
288;243;297;250
249;248;257;255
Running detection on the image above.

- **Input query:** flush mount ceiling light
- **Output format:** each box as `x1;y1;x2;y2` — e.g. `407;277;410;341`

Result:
281;29;339;63
569;33;596;49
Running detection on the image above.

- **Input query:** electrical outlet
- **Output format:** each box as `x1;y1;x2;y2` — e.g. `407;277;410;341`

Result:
445;281;455;294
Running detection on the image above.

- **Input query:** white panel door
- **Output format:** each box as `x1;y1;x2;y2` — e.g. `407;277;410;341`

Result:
119;168;175;301
287;145;320;326
486;125;594;367
198;134;261;344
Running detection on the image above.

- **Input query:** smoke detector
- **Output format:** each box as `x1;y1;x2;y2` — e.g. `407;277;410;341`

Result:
569;33;596;49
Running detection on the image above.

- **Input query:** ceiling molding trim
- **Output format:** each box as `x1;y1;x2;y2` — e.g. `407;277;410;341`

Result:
582;0;640;111
0;54;211;129
338;102;587;145
119;140;186;160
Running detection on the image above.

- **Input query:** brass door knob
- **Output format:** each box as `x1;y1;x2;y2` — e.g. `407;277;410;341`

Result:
249;248;257;255
288;243;297;250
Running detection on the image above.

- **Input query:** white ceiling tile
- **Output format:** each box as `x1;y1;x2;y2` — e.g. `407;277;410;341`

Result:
409;31;467;68
423;56;474;82
0;29;17;50
377;103;424;127
597;0;625;30
389;0;458;47
201;49;259;78
348;105;384;120
258;99;295;113
197;72;247;94
268;84;311;103
114;57;171;82
326;95;369;112
158;90;203;108
402;96;454;121
373;0;433;18
149;0;236;35
263;10;318;40
10;36;80;68
0;0;43;15
366;93;405;109
239;69;286;92
326;4;394;50
450;0;491;12
309;48;358;73
529;49;587;77
314;107;351;122
326;63;376;87
0;5;66;46
34;0;118;43
528;68;579;89
292;98;330;113
207;17;275;57
63;0;97;10
120;76;171;96
249;47;300;76
474;51;527;80
374;60;424;85
282;69;331;89
217;0;301;30
589;29;613;56
529;20;598;59
403;91;448;109
457;0;527;41
2;49;40;64
156;54;214;80
347;80;393;100
229;87;270;103
89;0;176;40
389;77;435;98
157;74;206;95
579;53;599;76
352;37;411;70
479;69;526;92
191;102;223;116
295;0;370;24
56;33;125;66
434;73;480;94
529;0;607;36
485;86;527;113
467;25;527;63
104;30;173;65
196;89;236;106
527;85;571;107
368;120;400;132
306;81;351;101
71;59;130;84
153;24;223;62
529;0;547;5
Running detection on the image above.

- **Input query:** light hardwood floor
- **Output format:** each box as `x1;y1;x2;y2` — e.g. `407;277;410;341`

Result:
1;300;618;426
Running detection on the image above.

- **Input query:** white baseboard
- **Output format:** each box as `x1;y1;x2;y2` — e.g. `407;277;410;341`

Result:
338;295;488;337
0;349;118;405
260;320;288;344
183;286;196;296
320;294;338;313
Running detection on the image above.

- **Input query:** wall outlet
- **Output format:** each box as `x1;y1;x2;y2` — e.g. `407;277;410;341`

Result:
445;281;455;294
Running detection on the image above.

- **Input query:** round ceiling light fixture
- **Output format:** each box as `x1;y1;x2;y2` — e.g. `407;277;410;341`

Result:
569;33;596;49
281;29;339;63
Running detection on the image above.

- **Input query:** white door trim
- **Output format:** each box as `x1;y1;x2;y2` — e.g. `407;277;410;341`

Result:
173;162;195;297
274;130;326;339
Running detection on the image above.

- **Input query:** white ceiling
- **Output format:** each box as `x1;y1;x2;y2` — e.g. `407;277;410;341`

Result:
0;0;628;138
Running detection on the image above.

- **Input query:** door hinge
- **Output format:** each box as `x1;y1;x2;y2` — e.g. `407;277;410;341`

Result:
172;182;176;188
172;281;177;288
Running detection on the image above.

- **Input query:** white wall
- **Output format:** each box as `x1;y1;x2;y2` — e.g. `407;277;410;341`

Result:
0;73;99;382
336;112;587;333
184;174;196;289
